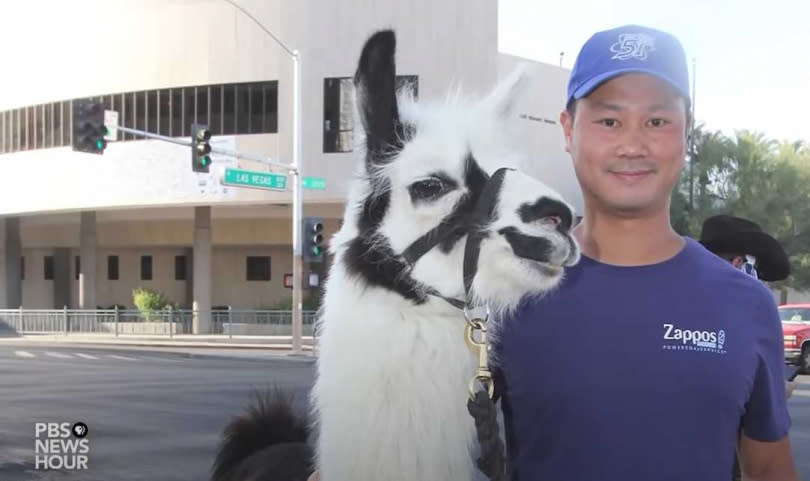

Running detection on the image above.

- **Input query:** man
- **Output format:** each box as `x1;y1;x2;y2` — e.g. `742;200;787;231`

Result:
494;25;798;480
698;214;791;282
699;214;796;481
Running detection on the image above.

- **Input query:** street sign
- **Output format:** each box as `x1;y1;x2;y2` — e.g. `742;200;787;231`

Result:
222;168;287;191
104;110;118;141
302;177;326;190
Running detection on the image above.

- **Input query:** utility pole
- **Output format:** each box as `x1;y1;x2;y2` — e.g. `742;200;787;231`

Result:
223;0;306;355
291;51;304;355
688;57;697;211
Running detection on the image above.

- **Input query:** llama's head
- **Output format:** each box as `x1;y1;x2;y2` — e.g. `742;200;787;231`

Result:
332;30;580;316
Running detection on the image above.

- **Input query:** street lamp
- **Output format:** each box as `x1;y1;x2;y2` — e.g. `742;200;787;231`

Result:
224;1;306;354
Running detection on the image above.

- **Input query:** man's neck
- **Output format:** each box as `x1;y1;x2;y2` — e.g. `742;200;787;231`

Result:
573;205;685;266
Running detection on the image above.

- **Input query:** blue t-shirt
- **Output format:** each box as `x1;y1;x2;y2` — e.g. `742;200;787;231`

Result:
494;237;790;481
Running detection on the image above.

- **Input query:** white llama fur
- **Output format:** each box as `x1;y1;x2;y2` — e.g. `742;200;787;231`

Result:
310;31;580;481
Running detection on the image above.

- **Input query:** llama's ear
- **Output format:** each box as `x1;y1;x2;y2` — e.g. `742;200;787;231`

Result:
484;63;532;119
354;29;402;167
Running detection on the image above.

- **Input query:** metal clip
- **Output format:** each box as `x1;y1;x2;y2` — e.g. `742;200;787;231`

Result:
466;318;494;400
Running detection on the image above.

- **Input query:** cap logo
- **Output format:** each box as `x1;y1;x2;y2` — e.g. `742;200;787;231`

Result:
610;33;656;61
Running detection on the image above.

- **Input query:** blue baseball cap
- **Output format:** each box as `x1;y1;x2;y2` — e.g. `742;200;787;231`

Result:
566;24;690;107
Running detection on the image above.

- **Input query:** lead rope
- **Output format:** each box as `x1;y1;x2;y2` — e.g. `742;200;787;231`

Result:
465;308;505;481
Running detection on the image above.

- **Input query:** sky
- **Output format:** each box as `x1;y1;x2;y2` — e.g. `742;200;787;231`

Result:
498;0;810;143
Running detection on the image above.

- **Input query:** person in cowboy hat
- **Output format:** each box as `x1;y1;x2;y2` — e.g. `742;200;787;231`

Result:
700;214;795;481
699;214;791;282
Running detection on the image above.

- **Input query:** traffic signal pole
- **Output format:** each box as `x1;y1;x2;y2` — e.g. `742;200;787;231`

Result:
291;51;305;355
116;2;309;355
115;126;294;170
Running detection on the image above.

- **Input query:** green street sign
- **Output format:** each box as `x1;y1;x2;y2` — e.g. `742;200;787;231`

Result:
302;177;326;190
223;168;287;191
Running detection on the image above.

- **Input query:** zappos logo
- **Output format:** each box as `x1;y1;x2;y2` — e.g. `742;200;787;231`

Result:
610;33;656;61
662;323;727;355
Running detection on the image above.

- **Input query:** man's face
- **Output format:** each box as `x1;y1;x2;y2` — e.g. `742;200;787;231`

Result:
560;73;688;216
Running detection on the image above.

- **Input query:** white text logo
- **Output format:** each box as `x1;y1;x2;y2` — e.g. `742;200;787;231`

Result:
610;33;656;61
34;422;89;471
663;323;727;354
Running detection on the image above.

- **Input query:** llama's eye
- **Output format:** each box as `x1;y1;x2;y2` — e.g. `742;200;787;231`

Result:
409;178;447;201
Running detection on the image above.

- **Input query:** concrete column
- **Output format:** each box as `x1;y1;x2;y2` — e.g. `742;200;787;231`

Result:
184;247;194;310
3;217;22;309
192;207;212;334
53;248;71;308
79;212;97;309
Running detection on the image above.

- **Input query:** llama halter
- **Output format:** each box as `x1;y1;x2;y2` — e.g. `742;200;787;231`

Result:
400;167;511;481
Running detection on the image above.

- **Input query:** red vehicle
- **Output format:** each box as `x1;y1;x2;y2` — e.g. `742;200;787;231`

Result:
780;303;810;373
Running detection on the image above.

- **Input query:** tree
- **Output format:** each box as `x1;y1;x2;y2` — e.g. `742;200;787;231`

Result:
672;127;810;292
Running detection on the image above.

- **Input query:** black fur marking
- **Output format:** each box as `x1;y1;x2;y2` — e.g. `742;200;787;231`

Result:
210;387;313;481
498;227;553;263
357;178;391;233
438;154;491;253
354;30;406;167
517;197;573;233
344;233;428;304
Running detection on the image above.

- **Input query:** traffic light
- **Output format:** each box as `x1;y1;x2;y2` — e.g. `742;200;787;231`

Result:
72;100;107;154
191;124;211;173
302;217;325;263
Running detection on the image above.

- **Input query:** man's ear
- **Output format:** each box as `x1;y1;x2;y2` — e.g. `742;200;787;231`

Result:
560;109;573;154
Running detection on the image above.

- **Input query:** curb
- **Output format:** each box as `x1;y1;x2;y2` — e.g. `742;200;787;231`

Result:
0;335;316;351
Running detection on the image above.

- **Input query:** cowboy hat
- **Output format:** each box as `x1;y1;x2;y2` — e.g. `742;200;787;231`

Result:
699;215;790;281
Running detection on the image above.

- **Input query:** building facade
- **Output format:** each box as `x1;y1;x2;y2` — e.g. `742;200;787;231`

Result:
0;0;585;313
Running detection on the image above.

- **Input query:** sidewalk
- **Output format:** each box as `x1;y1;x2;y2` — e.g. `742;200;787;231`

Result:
0;332;316;351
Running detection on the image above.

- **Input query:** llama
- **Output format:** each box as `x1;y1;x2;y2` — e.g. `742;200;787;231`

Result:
210;29;580;481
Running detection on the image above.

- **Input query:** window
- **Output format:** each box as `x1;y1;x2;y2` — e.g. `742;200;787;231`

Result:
44;255;54;280
185;87;196;128
223;84;236;134
141;255;153;281
0;111;6;153
75;256;80;280
323;77;353;153
196;86;209;126
174;255;187;281
134;92;145;132
26;106;34;150
108;255;119;280
249;82;263;134
0;81;279;152
62;101;71;146
53;102;63;147
323;75;418;153
236;84;250;133
158;89;171;136
246;256;271;281
171;89;183;137
42;104;52;148
120;94;131;141
210;85;222;135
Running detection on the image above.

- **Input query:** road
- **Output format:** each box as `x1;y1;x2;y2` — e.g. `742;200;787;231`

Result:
0;343;808;480
0;343;315;481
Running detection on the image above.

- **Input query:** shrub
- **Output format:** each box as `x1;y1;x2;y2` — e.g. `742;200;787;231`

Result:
132;287;174;321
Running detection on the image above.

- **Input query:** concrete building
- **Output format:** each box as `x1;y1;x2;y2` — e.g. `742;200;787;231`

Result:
0;0;585;318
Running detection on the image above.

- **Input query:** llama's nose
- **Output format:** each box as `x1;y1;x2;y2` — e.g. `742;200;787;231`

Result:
542;211;572;234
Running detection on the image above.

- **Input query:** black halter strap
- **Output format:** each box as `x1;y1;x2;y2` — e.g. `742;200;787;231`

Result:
399;168;512;481
461;168;509;306
399;167;511;310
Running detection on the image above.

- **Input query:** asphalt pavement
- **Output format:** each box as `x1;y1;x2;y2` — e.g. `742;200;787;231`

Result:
0;342;808;480
0;343;315;481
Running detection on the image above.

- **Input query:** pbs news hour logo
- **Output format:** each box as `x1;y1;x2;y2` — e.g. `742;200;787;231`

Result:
34;422;90;470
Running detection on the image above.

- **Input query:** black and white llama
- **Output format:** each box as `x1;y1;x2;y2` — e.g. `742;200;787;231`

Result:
211;29;580;481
